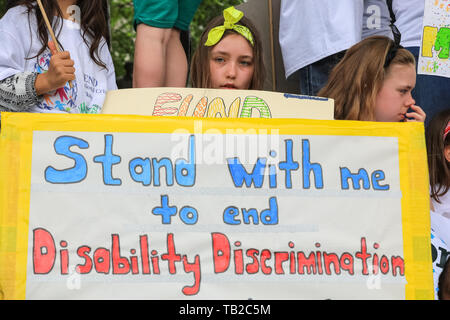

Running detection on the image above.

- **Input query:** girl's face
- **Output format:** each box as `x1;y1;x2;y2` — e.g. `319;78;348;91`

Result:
445;144;450;163
209;33;255;90
374;63;416;122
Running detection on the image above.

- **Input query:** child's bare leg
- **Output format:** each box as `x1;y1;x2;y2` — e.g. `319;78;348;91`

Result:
165;29;188;87
133;24;171;88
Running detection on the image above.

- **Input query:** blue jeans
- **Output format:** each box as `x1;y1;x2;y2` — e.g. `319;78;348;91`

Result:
298;50;346;96
406;46;450;126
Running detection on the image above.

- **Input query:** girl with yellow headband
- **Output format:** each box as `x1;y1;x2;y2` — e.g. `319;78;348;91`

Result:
190;6;265;90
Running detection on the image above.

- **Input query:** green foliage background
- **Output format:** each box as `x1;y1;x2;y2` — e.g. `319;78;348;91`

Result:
190;0;244;53
109;0;135;79
0;0;244;79
0;0;6;15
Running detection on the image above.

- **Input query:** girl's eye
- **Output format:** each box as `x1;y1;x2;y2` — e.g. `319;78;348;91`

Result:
214;57;225;63
240;60;252;66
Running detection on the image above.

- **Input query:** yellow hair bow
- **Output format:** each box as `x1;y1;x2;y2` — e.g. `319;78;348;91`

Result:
204;6;254;47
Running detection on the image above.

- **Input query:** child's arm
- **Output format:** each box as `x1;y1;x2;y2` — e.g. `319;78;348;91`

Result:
0;72;42;113
0;41;75;113
405;105;426;122
34;41;75;95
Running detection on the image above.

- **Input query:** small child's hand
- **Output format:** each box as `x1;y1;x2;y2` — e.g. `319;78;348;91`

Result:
35;41;75;95
405;105;426;122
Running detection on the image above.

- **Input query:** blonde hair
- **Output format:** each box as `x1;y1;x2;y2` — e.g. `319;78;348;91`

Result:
190;14;265;90
318;36;416;121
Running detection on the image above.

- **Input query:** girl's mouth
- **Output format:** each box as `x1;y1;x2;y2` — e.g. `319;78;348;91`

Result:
222;84;237;89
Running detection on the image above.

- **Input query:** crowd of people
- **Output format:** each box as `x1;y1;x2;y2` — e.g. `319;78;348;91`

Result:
0;0;449;300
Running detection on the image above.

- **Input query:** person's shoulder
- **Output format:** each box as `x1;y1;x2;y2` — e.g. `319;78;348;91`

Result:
0;5;33;25
0;4;37;43
3;4;33;17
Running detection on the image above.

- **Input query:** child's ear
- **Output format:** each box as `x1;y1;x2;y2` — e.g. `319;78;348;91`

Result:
444;144;450;163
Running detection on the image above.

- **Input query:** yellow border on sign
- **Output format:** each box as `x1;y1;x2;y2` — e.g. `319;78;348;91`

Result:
0;112;433;300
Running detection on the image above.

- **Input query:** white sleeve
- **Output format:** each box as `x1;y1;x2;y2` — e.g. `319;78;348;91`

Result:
0;29;27;81
100;41;118;91
107;60;118;91
0;72;42;113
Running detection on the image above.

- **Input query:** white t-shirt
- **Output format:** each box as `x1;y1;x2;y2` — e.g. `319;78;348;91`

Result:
431;210;450;251
363;0;393;39
392;0;425;47
430;211;450;299
0;5;117;114
279;0;364;78
431;227;448;300
432;190;450;219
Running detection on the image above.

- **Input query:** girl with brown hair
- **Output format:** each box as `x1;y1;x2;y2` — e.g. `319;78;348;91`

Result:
0;0;116;121
190;6;265;91
427;109;450;217
318;35;426;122
427;109;450;299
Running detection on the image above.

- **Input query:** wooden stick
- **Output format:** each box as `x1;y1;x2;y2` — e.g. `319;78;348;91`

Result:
36;0;73;87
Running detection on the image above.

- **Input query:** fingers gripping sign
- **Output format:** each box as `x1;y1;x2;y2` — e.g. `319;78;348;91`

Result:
35;41;76;95
48;40;76;86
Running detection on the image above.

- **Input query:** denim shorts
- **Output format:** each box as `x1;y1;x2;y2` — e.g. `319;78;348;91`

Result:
298;50;346;96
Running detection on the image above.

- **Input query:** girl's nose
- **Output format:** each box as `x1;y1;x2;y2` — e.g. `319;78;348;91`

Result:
226;62;237;78
407;93;415;106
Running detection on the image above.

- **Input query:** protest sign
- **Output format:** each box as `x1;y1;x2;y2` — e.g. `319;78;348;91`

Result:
101;87;334;120
419;0;450;78
0;112;432;299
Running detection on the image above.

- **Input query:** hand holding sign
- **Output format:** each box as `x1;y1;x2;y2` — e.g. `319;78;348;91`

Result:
35;41;76;95
35;0;74;88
